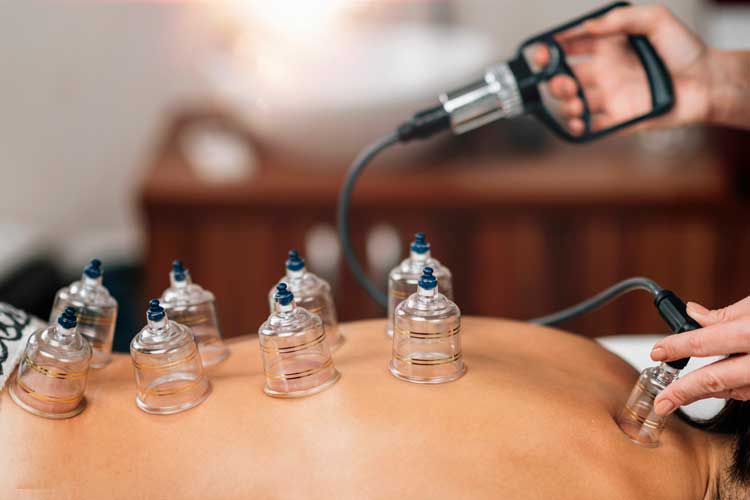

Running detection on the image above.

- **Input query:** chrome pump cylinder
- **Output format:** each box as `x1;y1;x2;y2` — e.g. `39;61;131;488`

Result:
439;63;524;135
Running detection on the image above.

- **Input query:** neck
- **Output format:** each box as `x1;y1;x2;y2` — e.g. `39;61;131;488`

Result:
275;302;295;314
679;421;735;500
145;317;170;339
82;275;101;289
704;432;748;500
52;324;75;341
286;268;304;280
170;272;190;288
410;251;429;261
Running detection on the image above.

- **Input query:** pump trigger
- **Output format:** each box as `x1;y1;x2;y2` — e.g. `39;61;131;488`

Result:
539;39;563;81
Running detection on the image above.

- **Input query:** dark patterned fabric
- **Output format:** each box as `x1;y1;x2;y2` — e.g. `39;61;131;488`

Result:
0;303;42;392
0;303;32;376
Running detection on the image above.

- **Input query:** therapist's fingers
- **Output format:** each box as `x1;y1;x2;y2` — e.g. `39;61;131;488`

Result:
548;75;579;99
582;5;672;38
533;45;551;67
704;386;750;401
556;24;588;42
686;296;750;327
560;36;596;56
567;118;585;135
685;302;716;326
654;354;750;415
650;317;750;362
560;98;584;118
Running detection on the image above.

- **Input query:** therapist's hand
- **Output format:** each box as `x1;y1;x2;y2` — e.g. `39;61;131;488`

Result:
536;4;712;135
650;297;750;416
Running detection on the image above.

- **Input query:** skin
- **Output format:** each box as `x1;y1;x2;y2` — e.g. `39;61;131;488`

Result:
537;4;750;416
535;4;750;134
652;299;750;416
0;319;732;499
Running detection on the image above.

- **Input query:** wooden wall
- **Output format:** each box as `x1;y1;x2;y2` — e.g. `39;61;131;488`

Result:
141;114;748;339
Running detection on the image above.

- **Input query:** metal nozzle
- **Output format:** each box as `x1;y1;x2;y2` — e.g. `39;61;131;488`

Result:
439;63;523;135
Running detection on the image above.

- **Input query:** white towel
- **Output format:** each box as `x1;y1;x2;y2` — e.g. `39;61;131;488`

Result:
0;303;43;391
598;334;726;420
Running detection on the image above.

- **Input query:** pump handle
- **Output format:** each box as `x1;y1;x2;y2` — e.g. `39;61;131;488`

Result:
514;1;674;143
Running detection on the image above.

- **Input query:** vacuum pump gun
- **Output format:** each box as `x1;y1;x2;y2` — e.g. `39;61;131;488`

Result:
338;2;690;340
335;2;698;447
398;1;674;144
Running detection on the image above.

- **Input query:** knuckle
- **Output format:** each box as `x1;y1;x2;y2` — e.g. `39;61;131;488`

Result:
700;371;725;394
687;334;705;355
608;10;625;25
669;385;689;405
715;308;729;322
549;75;565;86
565;100;582;115
657;340;674;359
648;5;672;20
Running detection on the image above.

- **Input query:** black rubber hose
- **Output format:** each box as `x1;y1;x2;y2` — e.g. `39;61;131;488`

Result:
336;131;400;309
530;277;663;326
338;136;693;370
338;126;692;376
338;136;666;323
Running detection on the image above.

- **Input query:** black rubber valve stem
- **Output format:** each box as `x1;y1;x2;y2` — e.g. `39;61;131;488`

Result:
653;290;699;370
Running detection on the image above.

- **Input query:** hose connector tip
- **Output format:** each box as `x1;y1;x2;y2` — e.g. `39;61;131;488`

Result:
58;306;78;329
418;267;437;290
275;283;295;306
286;249;305;272
172;259;187;282
147;299;166;322
84;258;102;279
411;232;430;254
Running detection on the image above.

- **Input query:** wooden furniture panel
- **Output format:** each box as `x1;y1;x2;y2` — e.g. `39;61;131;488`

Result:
140;112;748;339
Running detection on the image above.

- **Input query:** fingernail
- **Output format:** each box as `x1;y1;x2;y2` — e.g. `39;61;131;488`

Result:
655;399;675;416
651;346;666;361
686;302;709;317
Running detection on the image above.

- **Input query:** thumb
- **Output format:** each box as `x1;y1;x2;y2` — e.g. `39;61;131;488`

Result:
583;5;671;37
687;296;750;326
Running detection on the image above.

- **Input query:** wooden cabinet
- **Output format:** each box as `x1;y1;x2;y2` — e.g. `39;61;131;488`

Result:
140;113;749;339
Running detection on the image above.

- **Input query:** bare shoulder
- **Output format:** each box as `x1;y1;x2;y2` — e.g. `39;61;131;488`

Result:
0;318;707;499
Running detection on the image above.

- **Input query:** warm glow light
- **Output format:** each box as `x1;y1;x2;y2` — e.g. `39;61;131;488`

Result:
206;0;361;99
219;0;351;39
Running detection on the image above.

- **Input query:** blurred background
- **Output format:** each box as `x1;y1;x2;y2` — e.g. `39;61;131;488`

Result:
1;0;749;351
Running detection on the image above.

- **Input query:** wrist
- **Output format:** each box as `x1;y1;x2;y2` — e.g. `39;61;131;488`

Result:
706;49;750;129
